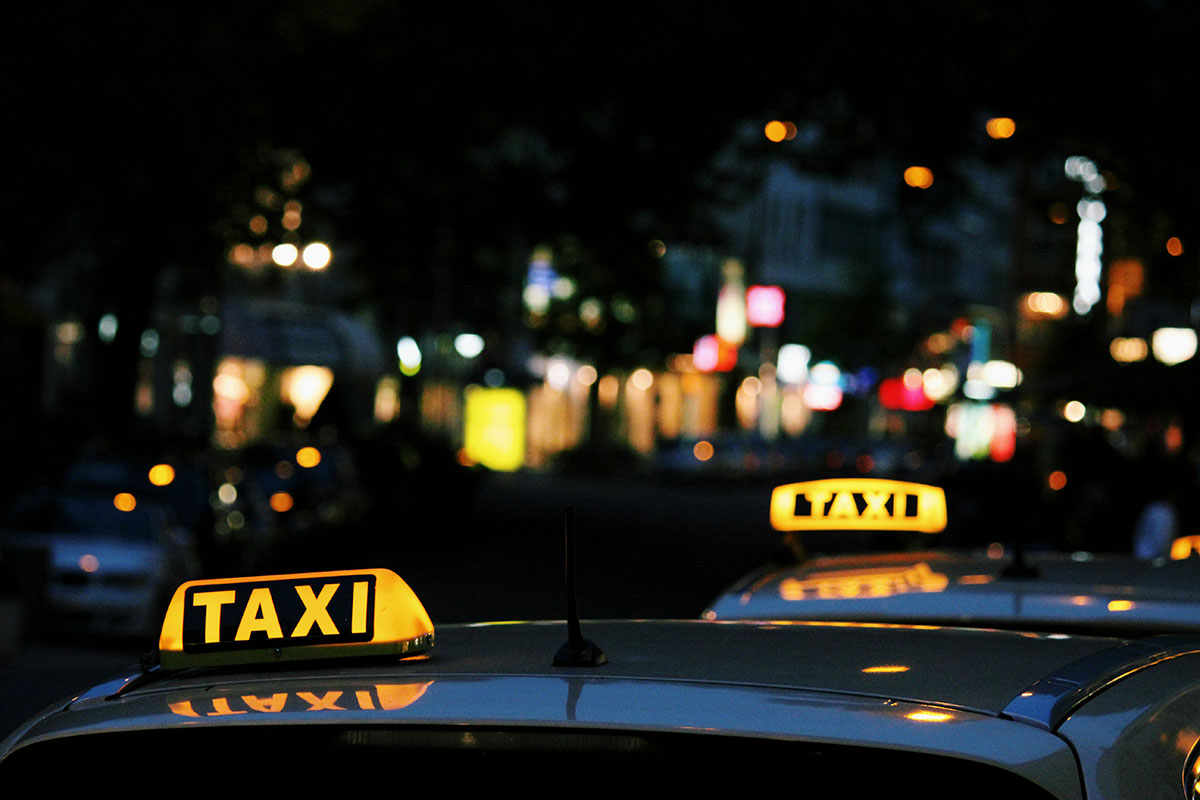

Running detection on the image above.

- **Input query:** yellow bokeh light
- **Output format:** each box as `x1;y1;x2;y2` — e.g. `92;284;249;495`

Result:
296;446;322;468
985;117;1016;139
113;492;137;512
1107;600;1134;612
764;120;788;142
903;166;934;189
693;440;715;462
148;463;176;487
1167;236;1184;257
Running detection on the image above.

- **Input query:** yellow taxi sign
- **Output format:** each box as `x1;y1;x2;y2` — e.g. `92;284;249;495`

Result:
770;479;947;533
158;568;434;669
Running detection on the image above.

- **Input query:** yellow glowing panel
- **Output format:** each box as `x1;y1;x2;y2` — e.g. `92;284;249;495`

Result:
907;710;954;723
463;387;526;472
862;665;910;674
770;479;947;533
159;568;434;669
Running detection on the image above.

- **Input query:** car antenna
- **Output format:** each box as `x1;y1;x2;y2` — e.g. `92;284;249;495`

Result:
553;505;606;667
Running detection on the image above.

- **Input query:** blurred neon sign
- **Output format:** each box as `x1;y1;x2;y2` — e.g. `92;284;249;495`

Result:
463;387;526;471
745;285;785;327
694;335;737;372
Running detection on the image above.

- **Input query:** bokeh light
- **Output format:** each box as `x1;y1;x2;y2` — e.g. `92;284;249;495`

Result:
903;166;934;189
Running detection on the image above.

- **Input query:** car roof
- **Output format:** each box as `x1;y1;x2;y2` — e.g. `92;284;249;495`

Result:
2;619;1148;729
9;617;1193;799
704;548;1200;635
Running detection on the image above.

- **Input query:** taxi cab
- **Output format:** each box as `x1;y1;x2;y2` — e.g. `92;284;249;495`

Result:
2;528;1200;797
704;477;1200;635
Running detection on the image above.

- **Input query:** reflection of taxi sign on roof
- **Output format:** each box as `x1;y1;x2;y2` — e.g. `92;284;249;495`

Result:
158;568;434;669
770;479;947;533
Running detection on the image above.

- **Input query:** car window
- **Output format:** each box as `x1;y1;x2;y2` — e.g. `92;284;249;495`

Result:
1;725;1060;796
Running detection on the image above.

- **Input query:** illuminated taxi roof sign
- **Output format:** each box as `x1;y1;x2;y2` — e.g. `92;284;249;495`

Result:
770;479;947;534
159;568;434;669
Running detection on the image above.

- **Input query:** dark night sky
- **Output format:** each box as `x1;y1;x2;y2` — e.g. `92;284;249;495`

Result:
2;1;1196;302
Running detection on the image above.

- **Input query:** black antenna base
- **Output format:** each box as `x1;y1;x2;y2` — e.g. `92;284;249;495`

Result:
553;637;606;667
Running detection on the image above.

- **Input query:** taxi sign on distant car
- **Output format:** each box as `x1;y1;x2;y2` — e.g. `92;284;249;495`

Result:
769;478;947;533
158;568;434;668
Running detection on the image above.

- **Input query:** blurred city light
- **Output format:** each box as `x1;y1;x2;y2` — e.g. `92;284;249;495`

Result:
463;387;526;471
397;336;422;376
804;362;843;411
576;364;598;386
922;366;957;402
1067;157;1106;315
945;403;1015;462
301;242;332;270
296;446;322;468
1021;292;1068;319
1106;260;1144;316
1065;156;1107;193
139;329;160;357
776;344;811;384
280;365;334;427
716;259;748;345
597;374;620;408
1063;401;1087;423
455;333;485;359
1152;328;1198;365
272;243;299;267
1110;337;1149;363
98;313;119;343
270;492;294;512
148;464;175;487
694;334;737;373
217;483;238;504
985;117;1015;139
113;492;136;512
1167;236;1185;256
374;376;400;423
629;368;654;391
746;285;785;327
546;358;572;391
981;360;1021;390
764;120;796;142
903;166;934;189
